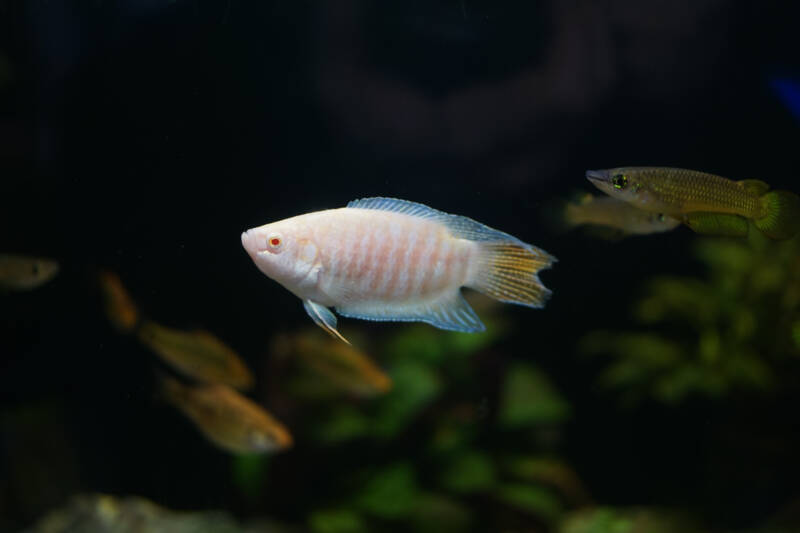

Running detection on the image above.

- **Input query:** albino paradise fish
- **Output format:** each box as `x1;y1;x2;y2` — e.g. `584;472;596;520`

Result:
0;254;59;290
241;197;555;343
98;271;140;334
138;320;255;391
160;376;292;454
273;330;392;397
586;167;800;240
564;195;680;236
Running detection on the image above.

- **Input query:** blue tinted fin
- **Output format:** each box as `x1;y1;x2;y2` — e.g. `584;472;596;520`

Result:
347;197;445;220
347;197;526;244
335;291;486;333
303;299;351;344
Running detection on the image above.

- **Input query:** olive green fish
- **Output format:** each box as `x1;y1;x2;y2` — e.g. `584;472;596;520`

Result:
161;376;292;454
586;167;800;239
0;254;59;290
564;194;680;236
138;320;255;390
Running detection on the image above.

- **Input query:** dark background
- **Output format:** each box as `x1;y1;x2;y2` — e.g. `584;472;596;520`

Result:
2;1;800;531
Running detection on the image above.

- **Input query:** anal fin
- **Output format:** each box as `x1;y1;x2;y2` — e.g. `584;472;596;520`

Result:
684;212;749;237
303;300;351;345
336;291;486;333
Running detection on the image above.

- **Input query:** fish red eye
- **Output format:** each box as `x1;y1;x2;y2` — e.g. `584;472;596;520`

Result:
266;233;283;252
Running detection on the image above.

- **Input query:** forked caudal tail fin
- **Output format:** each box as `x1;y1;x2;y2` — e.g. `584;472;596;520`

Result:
755;190;800;240
468;241;555;308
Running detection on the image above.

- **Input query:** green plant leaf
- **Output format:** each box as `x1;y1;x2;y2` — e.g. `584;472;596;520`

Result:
498;363;570;429
409;493;472;533
230;454;268;502
314;407;370;445
438;450;496;493
354;463;419;519
494;483;563;523
371;361;441;438
503;456;588;504
308;508;367;533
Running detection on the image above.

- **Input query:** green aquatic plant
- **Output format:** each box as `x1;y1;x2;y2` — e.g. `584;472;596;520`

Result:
499;361;571;428
279;308;583;533
231;454;270;503
581;232;800;404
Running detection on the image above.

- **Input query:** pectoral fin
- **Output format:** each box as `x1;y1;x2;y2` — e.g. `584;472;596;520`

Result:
303;300;351;345
683;212;749;237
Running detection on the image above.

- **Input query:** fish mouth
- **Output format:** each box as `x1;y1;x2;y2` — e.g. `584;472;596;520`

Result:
585;169;610;184
241;230;262;256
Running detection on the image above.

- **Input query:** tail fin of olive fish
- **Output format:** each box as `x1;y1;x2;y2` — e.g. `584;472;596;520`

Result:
468;241;555;308
755;190;800;240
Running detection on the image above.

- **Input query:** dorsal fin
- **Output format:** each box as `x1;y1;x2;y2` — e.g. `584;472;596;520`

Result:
346;197;525;244
347;197;444;219
738;179;770;196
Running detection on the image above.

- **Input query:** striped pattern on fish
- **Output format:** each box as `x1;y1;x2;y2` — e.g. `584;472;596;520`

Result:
241;197;555;343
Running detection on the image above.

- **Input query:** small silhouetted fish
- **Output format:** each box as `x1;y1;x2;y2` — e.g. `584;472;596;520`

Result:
275;330;391;397
160;376;292;454
242;197;555;343
98;271;140;333
0;254;59;290
564;195;680;236
138;320;254;390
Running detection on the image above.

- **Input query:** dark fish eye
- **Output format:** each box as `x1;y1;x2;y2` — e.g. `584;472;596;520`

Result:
611;174;628;190
657;214;666;222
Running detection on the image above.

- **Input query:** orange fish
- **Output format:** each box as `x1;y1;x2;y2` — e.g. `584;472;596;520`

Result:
98;271;140;333
138;320;255;390
161;376;292;454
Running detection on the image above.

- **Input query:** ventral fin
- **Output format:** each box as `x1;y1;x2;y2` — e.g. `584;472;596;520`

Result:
303;300;351;345
347;197;524;244
336;291;486;333
683;212;750;238
739;179;770;196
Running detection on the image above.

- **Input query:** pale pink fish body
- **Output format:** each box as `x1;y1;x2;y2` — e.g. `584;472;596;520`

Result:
242;198;554;342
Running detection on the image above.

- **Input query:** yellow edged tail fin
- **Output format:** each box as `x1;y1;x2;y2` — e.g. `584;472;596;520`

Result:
469;242;555;308
755;191;800;240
